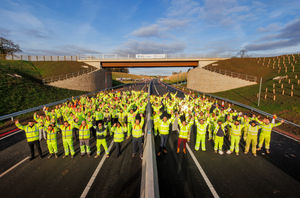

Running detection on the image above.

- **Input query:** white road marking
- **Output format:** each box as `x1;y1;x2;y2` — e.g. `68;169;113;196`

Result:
186;144;220;198
0;130;22;141
80;141;114;198
0;156;30;178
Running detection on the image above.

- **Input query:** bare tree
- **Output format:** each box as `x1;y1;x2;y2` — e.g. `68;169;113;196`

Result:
238;49;247;58
0;37;22;59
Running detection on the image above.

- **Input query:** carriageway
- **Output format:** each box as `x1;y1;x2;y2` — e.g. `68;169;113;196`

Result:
0;80;300;198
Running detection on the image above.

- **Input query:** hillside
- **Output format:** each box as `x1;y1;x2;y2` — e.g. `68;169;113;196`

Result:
213;54;300;124
0;60;86;116
0;60;94;79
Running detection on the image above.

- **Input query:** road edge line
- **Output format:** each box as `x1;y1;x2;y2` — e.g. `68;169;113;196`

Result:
80;141;114;198
186;144;220;198
0;156;30;178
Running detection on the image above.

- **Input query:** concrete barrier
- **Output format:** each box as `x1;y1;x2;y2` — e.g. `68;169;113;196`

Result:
49;69;112;92
187;67;256;93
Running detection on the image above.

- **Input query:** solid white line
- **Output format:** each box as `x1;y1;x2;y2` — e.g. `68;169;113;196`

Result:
0;130;22;141
0;156;30;178
273;130;300;143
186;144;220;198
80;141;114;198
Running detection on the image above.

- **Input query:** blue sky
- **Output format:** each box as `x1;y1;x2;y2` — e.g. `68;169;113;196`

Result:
0;0;300;75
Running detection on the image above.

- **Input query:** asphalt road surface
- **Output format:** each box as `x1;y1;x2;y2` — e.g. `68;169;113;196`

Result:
0;80;299;198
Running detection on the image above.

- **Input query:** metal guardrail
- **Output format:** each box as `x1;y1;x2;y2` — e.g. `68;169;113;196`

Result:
164;82;300;128
204;65;257;82
0;83;131;122
42;67;96;84
141;81;160;198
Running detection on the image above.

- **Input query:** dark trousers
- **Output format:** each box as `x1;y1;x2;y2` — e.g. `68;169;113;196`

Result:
160;135;169;151
115;142;122;156
133;137;143;155
28;140;42;158
73;128;79;141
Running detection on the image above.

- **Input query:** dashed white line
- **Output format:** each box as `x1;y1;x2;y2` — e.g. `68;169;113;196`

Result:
186;144;220;198
0;156;30;178
80;141;114;198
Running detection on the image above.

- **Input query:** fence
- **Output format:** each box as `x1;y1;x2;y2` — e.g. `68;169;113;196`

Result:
204;65;258;82
3;54;78;61
42;67;96;84
165;82;300;128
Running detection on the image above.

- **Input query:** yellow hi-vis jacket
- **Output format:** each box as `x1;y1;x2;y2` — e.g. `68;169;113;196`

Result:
111;126;125;142
195;119;209;135
178;119;194;139
16;123;40;142
131;117;144;138
159;116;175;135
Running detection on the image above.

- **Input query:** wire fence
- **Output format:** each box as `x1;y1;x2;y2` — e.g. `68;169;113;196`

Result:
42;67;96;84
203;65;258;82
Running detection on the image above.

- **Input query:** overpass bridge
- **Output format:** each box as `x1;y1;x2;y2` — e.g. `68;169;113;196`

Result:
77;58;227;68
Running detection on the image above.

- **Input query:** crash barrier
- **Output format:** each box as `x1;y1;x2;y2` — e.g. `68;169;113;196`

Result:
161;82;299;128
0;83;141;122
140;81;160;198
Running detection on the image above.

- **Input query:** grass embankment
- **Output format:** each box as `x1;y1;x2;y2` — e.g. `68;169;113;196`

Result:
212;54;300;124
0;60;87;116
162;72;187;84
0;60;94;79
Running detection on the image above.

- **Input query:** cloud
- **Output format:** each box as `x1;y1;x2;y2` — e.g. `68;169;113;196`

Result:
114;40;185;56
257;23;281;33
24;44;101;55
132;24;161;38
245;19;300;51
131;18;189;38
23;29;50;39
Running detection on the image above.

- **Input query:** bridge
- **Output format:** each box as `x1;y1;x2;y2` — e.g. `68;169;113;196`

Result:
77;58;227;68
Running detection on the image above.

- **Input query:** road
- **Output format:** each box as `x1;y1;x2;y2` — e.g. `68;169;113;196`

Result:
0;80;299;198
152;79;300;198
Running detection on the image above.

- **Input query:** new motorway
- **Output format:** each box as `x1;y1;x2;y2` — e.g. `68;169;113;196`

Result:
0;80;299;198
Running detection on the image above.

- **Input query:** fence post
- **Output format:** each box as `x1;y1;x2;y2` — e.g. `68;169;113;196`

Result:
43;56;45;61
257;77;262;106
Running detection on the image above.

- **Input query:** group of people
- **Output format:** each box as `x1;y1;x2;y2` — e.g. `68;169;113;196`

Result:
15;89;148;160
151;91;284;157
15;86;284;161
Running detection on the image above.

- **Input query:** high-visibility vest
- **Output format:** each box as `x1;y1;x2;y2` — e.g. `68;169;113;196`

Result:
127;113;135;122
179;125;190;139
95;111;104;120
230;124;244;136
132;124;143;138
247;125;259;136
46;129;57;142
196;123;208;135
79;125;90;140
112;127;124;142
159;121;170;135
61;125;73;140
25;126;40;142
261;123;281;136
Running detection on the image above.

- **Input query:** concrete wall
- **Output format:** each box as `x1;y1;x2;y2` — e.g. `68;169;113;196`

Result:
49;69;112;92
187;67;256;93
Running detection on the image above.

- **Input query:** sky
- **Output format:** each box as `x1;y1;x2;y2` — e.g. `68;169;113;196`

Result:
0;0;300;75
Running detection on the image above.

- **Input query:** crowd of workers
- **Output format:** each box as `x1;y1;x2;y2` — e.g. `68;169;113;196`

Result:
15;86;283;160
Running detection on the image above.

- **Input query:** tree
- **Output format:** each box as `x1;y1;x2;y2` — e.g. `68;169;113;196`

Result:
0;37;22;59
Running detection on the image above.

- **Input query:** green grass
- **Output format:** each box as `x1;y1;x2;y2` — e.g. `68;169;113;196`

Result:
0;60;87;116
213;54;300;124
0;60;94;79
